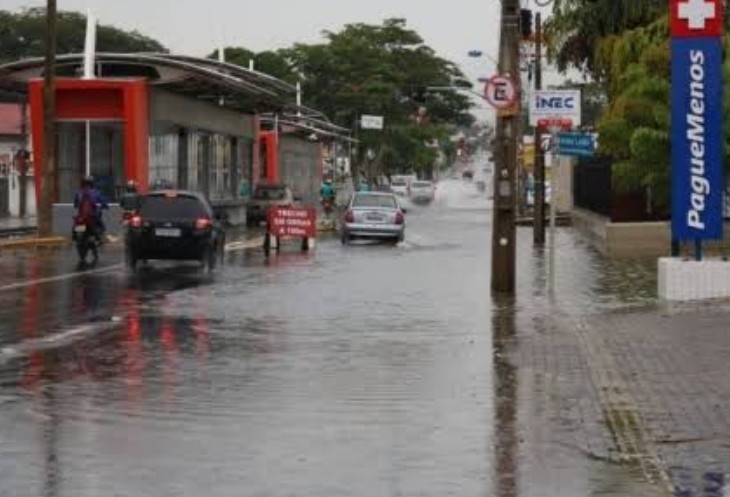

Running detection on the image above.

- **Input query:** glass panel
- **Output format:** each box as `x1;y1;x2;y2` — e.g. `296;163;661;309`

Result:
57;122;85;203
57;121;124;203
90;122;124;201
149;124;179;190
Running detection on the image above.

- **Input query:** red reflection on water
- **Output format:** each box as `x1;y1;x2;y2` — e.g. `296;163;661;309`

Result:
160;318;180;405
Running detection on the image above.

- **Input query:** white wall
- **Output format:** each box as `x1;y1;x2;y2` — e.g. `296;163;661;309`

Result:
8;172;36;217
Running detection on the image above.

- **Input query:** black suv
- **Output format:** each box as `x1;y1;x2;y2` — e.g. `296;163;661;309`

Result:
125;191;226;271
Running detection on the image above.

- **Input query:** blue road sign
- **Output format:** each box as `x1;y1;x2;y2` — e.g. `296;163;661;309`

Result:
556;132;595;157
671;37;724;241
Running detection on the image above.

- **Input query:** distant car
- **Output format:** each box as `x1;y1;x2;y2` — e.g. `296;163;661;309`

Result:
124;190;226;272
390;178;409;197
246;184;294;226
341;192;406;244
409;180;435;203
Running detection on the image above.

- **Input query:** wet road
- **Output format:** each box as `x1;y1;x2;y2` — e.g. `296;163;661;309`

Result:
0;179;660;497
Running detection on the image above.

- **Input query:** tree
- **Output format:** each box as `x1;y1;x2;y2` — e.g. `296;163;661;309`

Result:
210;47;297;83
545;0;664;81
0;8;165;64
288;19;473;176
220;18;474;176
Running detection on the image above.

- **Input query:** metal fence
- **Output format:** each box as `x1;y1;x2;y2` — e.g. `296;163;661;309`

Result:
572;156;612;218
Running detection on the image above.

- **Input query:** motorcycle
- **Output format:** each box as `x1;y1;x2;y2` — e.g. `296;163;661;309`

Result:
321;197;335;216
72;214;101;264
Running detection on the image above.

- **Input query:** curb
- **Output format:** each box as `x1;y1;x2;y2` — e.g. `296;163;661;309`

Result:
0;236;69;250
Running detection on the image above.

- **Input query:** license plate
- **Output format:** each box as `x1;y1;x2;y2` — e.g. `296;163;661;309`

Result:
155;228;181;238
74;225;86;233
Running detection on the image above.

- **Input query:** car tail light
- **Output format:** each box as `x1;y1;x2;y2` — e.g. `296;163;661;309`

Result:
395;211;405;225
195;217;212;230
345;210;355;223
130;215;143;228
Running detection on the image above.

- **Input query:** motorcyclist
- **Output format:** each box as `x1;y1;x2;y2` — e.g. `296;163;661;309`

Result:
320;179;336;202
73;175;109;242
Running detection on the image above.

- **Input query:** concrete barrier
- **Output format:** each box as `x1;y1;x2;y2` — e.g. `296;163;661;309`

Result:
659;257;730;301
0;236;68;250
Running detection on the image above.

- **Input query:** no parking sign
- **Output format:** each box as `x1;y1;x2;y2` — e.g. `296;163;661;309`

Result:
484;75;518;115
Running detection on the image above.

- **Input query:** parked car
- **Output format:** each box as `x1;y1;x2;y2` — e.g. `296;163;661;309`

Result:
409;180;435;204
246;184;294;226
341;192;406;244
124;190;226;272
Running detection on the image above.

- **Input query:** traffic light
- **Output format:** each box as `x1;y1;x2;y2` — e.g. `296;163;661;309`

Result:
520;9;533;39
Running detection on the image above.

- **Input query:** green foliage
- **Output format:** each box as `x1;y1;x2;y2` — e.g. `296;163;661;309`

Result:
546;0;665;81
219;18;473;176
0;8;165;63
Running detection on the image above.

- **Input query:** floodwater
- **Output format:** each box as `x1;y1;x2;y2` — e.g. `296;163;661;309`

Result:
0;178;664;497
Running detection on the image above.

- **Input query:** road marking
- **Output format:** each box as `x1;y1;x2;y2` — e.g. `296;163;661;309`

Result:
0;319;122;363
224;237;264;252
0;236;263;293
0;264;123;293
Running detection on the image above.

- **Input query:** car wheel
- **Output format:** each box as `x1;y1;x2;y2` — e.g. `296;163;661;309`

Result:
76;239;88;263
199;246;215;274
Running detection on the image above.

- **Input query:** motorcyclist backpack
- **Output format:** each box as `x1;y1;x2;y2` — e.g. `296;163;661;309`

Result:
77;191;96;223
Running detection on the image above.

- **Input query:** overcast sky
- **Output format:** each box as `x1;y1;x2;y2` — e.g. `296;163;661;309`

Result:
4;0;562;121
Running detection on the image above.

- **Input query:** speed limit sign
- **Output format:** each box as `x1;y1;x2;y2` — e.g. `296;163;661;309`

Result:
484;75;518;114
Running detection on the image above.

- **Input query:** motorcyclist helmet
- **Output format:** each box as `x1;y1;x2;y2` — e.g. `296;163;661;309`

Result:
81;175;95;188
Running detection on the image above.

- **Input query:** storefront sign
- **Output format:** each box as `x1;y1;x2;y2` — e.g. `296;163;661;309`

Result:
671;0;724;240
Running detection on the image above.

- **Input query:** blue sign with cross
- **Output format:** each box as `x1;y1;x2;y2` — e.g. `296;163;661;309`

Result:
671;0;725;241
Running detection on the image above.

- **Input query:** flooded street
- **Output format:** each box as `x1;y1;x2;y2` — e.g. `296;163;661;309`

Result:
0;179;666;497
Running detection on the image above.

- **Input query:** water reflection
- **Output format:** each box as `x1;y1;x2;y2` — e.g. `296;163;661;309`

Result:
492;295;518;497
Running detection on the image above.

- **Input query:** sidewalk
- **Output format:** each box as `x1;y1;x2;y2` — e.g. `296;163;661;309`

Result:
514;298;730;496
0;216;36;237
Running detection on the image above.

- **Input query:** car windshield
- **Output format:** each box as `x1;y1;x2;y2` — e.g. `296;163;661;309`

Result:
353;194;398;209
140;194;208;219
391;180;407;186
411;182;431;188
254;187;287;200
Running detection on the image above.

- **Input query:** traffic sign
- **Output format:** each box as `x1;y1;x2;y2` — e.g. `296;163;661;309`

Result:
556;132;596;157
529;90;581;127
484;75;518;112
671;0;724;241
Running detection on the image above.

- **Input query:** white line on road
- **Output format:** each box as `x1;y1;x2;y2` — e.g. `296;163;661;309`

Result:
0;319;122;363
0;264;123;294
0;237;263;294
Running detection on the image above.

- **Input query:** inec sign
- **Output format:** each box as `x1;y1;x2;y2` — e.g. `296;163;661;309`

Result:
671;0;724;240
529;90;582;127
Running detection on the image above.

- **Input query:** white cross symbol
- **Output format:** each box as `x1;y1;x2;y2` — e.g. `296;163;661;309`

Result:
678;0;716;30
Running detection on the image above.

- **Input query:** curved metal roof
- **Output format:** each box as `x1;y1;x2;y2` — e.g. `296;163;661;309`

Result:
0;52;298;113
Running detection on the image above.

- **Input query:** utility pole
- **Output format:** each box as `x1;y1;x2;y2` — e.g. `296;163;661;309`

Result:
491;0;520;295
38;0;57;237
533;13;546;246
